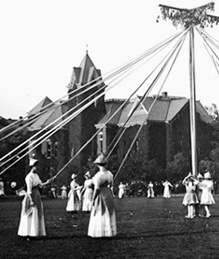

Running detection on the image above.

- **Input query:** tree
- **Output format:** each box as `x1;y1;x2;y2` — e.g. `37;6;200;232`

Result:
165;152;190;183
205;104;219;122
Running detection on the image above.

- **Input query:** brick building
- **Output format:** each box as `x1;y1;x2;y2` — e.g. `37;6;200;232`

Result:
26;52;214;184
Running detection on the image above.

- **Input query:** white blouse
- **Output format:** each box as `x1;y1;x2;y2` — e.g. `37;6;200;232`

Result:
25;170;43;194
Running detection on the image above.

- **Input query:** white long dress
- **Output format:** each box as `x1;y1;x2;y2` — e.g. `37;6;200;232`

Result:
66;180;80;212
18;170;46;237
82;179;93;212
118;183;125;198
0;180;4;195
61;186;67;199
163;181;173;198
88;170;117;237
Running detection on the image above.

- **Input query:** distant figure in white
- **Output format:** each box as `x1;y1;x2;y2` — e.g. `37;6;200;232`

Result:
81;171;93;212
162;180;173;198
61;185;67;199
0;178;5;196
118;182;126;199
66;173;81;214
147;181;154;198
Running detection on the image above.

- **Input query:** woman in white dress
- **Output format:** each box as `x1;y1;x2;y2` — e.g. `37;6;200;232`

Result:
66;173;80;214
0;178;5;196
147;181;154;198
81;171;93;212
18;158;51;239
162;180;173;198
118;182;126;198
61;185;67;199
199;172;215;218
88;154;117;238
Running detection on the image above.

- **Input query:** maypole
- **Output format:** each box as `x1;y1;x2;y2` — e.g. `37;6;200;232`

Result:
158;2;219;176
189;26;197;177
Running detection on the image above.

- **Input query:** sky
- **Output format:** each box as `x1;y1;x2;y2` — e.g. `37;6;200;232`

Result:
1;0;219;119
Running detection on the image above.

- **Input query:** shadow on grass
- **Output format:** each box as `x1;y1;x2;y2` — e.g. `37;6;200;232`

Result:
17;228;215;243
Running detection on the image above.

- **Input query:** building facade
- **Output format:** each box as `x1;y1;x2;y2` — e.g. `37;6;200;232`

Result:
26;53;214;185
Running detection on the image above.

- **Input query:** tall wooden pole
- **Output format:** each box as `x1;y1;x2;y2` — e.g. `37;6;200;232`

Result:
189;26;197;177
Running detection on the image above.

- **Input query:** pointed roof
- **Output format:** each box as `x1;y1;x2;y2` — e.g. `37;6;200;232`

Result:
28;97;53;116
27;98;68;131
79;53;96;85
0;116;9;128
68;53;102;89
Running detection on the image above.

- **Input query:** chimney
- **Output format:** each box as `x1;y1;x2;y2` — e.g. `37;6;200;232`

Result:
162;92;168;98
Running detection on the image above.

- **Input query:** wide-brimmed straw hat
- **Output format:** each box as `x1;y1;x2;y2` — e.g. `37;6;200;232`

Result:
94;154;107;165
85;171;91;177
71;173;77;179
197;173;203;179
204;172;211;179
29;158;38;167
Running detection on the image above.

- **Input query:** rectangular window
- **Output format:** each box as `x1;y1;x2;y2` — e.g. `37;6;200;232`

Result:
54;142;58;158
98;131;104;153
47;139;52;158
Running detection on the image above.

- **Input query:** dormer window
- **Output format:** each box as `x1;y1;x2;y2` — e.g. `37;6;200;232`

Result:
128;97;148;117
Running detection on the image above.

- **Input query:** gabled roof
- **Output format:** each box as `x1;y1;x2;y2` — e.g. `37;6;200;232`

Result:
28;97;53;116
96;99;124;127
0;116;9;128
28;99;68;131
97;94;212;127
196;101;213;124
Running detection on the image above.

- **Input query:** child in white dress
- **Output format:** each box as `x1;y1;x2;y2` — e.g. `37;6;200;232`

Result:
182;172;199;219
199;172;215;218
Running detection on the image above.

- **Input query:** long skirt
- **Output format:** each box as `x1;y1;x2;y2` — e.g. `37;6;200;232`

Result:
200;189;215;205
88;187;117;237
82;188;93;212
182;192;199;206
163;187;171;198
118;188;125;198
18;188;46;237
61;189;67;199
66;190;80;212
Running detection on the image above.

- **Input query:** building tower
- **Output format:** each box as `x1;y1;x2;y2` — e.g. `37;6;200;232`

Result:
67;52;106;175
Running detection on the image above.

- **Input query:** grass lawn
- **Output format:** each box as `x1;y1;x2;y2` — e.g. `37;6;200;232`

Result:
1;195;219;259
